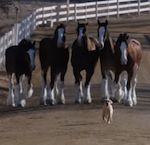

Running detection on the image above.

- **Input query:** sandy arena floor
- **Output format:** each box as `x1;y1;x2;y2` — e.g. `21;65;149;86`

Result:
0;1;150;145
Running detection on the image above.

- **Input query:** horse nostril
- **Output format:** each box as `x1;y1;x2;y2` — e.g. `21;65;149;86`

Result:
121;60;127;65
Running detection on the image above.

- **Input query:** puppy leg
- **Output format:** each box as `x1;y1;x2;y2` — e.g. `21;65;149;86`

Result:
107;116;111;124
102;113;107;123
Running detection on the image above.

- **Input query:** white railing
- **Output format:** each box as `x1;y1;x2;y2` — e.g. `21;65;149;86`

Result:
0;0;150;67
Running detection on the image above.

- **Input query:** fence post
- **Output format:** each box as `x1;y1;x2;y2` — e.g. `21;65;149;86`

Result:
128;1;130;16
74;3;77;22
56;4;60;23
107;1;109;19
85;3;87;21
14;23;20;45
138;0;141;15
149;0;150;13
42;7;45;24
96;1;98;20
67;0;70;22
117;0;119;18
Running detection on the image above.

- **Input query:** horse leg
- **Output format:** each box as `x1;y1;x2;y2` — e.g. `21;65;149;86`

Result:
120;71;127;104
114;72;124;102
131;64;139;106
73;69;83;104
40;68;48;105
25;73;33;99
107;71;115;100
84;68;95;104
15;74;26;107
48;68;58;105
57;68;67;104
101;70;109;101
7;73;15;107
124;70;133;107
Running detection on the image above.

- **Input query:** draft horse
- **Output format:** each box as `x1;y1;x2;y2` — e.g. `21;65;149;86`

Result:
5;39;36;107
71;22;100;104
97;20;116;102
97;20;142;106
114;33;142;106
39;23;69;105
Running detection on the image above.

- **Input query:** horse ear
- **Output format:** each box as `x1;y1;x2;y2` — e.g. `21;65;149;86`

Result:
86;22;88;26
33;41;36;46
105;20;108;25
119;33;122;38
97;19;100;25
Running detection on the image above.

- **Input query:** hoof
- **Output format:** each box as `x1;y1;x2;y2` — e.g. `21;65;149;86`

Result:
75;99;81;104
84;99;92;104
132;99;137;106
50;99;55;106
20;100;26;107
57;100;65;105
39;101;47;106
119;98;126;104
124;100;133;107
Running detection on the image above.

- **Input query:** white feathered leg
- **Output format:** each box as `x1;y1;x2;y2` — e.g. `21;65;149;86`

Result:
48;87;55;105
124;88;133;107
84;84;92;104
131;64;138;106
75;81;83;103
132;76;137;106
101;78;109;100
120;71;127;104
15;79;26;107
25;84;34;98
114;82;124;102
7;74;15;107
39;71;47;105
57;80;65;104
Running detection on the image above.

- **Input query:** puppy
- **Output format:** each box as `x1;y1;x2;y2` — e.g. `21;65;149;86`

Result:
102;99;113;124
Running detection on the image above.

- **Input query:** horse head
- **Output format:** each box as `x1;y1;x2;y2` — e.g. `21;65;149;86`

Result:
18;39;36;71
115;33;129;65
97;20;108;49
76;22;88;46
54;23;67;49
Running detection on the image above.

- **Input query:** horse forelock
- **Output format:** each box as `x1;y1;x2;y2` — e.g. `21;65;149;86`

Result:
98;25;109;49
54;26;66;48
76;25;87;46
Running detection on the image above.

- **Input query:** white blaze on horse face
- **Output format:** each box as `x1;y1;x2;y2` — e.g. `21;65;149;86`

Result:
77;27;84;44
120;42;127;65
99;27;105;48
27;49;36;70
57;28;64;47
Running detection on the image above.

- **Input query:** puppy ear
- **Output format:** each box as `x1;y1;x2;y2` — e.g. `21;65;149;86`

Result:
109;99;113;104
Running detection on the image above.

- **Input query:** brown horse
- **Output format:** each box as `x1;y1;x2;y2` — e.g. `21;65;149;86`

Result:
39;23;69;105
98;20;142;107
114;33;142;106
5;39;36;107
97;20;116;102
71;22;100;104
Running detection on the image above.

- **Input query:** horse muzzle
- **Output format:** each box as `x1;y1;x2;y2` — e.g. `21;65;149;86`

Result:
121;60;127;65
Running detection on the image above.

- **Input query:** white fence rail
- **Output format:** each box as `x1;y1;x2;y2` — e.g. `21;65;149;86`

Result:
0;0;150;67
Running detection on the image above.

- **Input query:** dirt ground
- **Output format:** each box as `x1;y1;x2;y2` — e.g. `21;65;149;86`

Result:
0;1;150;145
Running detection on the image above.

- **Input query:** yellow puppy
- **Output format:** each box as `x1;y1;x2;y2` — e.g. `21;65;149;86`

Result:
102;99;113;124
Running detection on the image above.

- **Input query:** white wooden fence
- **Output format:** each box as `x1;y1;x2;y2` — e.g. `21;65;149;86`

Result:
0;0;150;67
